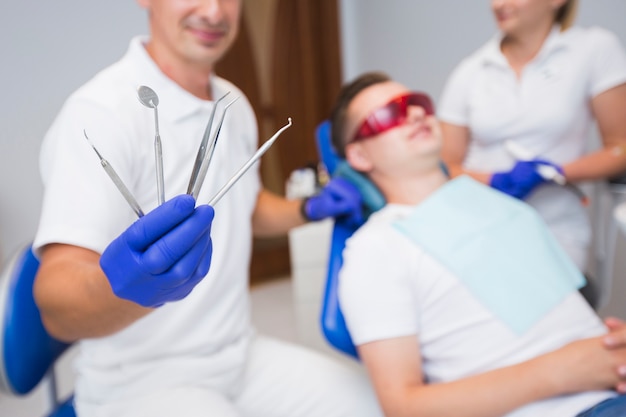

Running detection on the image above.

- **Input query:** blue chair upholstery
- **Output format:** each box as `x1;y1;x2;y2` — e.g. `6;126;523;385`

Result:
319;217;361;359
0;243;76;417
314;121;386;217
315;120;386;359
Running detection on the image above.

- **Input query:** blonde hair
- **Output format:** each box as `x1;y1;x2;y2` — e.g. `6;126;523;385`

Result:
556;0;578;31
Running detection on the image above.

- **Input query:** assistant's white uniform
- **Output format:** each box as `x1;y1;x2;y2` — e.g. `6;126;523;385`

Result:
438;26;626;270
339;202;615;417
34;37;381;417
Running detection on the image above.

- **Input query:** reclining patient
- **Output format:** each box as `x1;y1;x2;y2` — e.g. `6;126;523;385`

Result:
329;71;626;417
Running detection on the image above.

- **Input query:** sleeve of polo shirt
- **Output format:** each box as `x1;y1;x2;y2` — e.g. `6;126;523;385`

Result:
338;225;420;346
437;59;474;127
588;27;626;97
35;92;138;256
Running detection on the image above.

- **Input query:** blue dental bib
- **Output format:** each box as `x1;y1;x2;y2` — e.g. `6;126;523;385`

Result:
393;176;584;334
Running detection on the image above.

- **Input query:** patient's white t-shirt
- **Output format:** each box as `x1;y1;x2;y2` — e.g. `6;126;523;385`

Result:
339;204;615;417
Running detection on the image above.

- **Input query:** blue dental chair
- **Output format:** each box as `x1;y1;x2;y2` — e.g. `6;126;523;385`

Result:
0;243;75;417
315;120;385;360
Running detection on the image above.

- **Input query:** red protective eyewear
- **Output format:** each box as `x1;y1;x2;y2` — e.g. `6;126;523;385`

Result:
351;92;435;143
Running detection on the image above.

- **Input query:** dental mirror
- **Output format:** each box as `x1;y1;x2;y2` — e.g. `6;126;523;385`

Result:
137;85;165;205
137;85;159;108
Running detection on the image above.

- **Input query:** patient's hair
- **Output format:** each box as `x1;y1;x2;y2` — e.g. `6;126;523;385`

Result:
329;71;390;158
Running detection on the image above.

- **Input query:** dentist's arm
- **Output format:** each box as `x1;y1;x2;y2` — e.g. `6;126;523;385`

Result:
252;178;363;237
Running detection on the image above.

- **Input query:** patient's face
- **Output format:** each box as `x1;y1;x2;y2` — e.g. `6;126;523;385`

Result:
344;82;442;177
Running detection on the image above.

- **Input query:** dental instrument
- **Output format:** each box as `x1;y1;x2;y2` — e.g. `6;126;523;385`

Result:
186;91;231;195
505;141;566;185
190;96;240;199
504;140;588;205
83;130;145;218
207;118;292;206
137;85;165;205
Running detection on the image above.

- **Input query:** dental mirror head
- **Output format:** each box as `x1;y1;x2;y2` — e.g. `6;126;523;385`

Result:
137;85;165;204
137;85;159;108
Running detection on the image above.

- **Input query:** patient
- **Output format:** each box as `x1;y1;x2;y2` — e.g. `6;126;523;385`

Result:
329;71;626;417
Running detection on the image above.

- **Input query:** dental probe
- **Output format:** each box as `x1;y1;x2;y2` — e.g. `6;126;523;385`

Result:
191;96;240;199
187;91;231;195
83;130;145;218
207;118;292;206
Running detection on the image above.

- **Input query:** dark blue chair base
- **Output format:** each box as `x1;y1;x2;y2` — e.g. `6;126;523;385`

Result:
50;396;76;417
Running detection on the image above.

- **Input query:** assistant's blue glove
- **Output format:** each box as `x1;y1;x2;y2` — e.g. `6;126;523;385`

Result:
100;194;214;308
302;177;364;226
490;159;561;200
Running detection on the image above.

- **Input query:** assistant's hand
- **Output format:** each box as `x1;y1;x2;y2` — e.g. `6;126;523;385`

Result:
302;177;363;226
490;159;562;199
100;194;214;308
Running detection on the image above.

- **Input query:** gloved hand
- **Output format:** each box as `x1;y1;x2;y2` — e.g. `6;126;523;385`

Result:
100;194;214;308
302;177;364;226
490;159;562;199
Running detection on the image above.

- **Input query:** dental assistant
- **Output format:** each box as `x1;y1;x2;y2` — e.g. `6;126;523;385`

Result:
32;1;380;416
438;0;626;271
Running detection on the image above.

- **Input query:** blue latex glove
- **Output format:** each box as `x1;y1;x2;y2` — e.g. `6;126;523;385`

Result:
490;159;562;199
303;177;364;226
100;194;214;308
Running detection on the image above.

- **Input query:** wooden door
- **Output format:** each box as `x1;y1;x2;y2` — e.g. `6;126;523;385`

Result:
216;0;343;284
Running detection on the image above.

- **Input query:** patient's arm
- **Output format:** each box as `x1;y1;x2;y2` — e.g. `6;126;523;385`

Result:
359;332;626;417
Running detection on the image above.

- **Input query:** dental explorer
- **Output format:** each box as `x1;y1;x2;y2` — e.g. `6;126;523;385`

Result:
186;91;231;195
207;118;292;206
83;130;145;218
190;96;240;199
